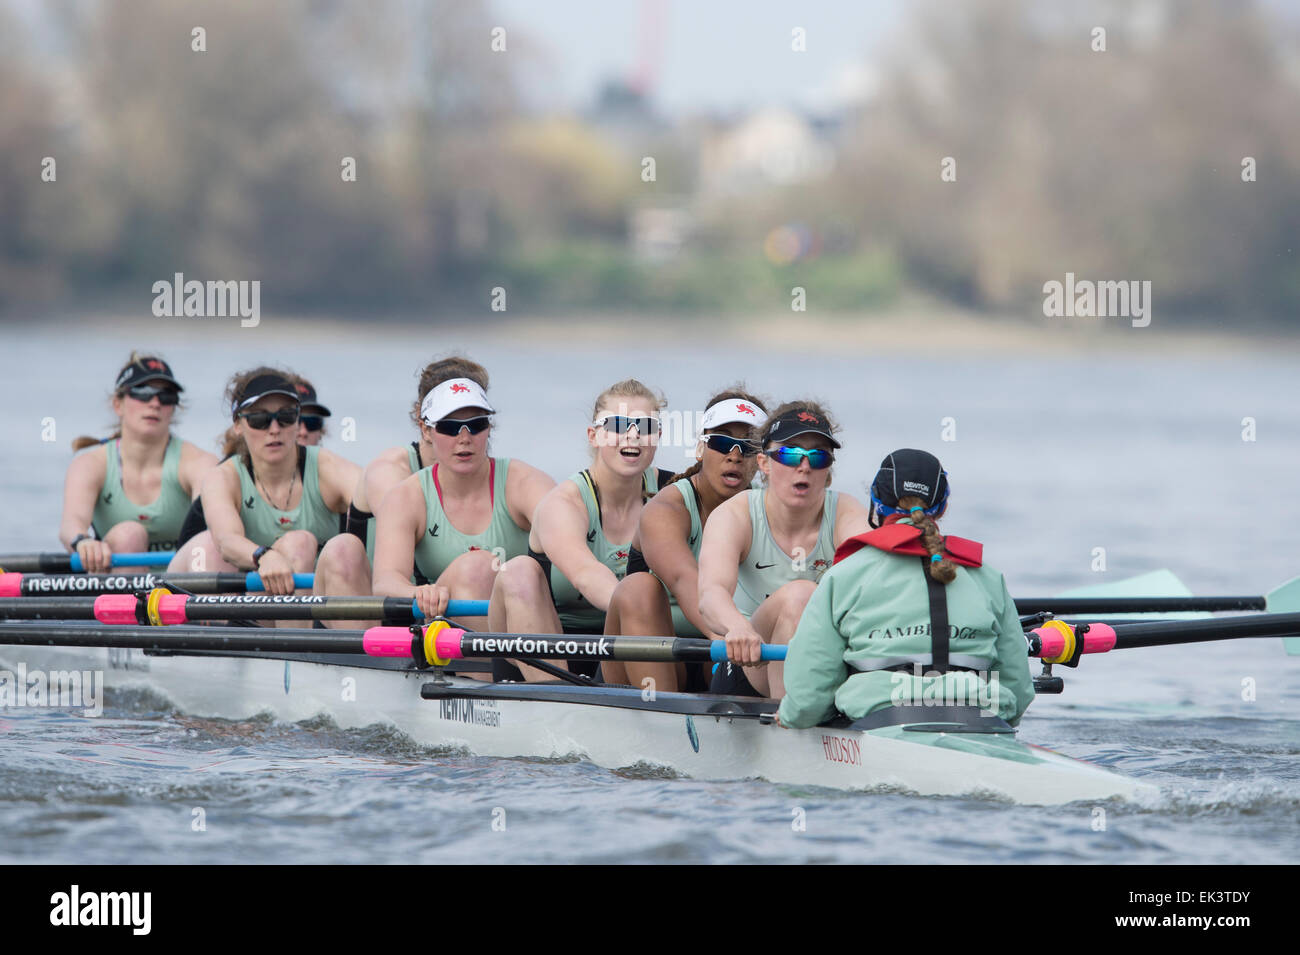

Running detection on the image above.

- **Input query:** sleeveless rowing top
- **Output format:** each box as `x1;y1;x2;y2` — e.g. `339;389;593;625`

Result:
732;487;838;618
92;436;191;551
361;442;425;562
235;445;338;548
664;477;705;636
412;457;529;583
539;467;666;632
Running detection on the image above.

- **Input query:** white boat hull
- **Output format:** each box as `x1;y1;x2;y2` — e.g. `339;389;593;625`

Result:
0;644;1156;805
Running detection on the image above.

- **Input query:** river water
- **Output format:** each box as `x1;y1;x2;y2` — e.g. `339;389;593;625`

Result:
1;315;1297;863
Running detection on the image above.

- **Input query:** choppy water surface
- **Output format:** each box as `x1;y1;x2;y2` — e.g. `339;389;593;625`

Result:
1;320;1297;863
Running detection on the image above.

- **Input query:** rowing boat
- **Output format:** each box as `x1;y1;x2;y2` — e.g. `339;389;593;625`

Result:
3;570;1293;806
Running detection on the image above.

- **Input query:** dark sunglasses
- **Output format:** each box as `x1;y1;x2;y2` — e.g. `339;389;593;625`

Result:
124;385;180;406
300;415;325;432
433;415;492;437
239;407;300;429
766;446;834;470
704;433;760;457
594;415;659;435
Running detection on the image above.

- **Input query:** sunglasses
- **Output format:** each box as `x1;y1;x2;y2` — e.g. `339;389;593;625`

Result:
704;434;760;457
766;446;834;470
433;415;492;436
239;407;300;429
300;415;325;432
594;415;659;435
124;385;180;406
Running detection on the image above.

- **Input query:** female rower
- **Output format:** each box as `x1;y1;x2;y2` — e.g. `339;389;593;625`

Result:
777;449;1034;728
168;369;360;595
292;375;332;447
601;389;768;694
490;379;675;681
361;364;554;630
697;401;868;699
60;354;218;572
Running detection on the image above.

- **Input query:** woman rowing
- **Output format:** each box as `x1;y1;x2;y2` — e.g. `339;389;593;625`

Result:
292;375;332;447
601;389;768;694
359;363;554;631
168;369;360;595
490;379;675;681
698;401;868;699
59;354;218;572
777;449;1034;728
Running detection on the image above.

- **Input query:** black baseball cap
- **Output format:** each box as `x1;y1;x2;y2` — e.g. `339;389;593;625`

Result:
293;379;331;417
871;449;949;512
232;373;300;415
764;407;842;449
115;357;183;392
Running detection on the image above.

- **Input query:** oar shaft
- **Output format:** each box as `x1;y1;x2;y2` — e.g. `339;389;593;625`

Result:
373;628;788;663
1015;596;1266;614
0;571;314;596
0;621;362;654
0;552;176;573
1029;612;1300;658
0;594;488;623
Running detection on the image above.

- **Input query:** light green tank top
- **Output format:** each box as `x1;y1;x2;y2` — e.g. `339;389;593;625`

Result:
364;442;424;563
544;467;664;632
412;457;530;583
235;445;339;549
732;487;838;618
92;436;191;551
664;477;705;637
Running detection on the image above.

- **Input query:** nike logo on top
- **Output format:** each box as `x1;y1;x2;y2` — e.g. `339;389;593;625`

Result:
755;561;776;570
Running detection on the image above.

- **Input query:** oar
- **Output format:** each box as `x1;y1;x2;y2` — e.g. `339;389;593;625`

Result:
0;571;315;596
1028;612;1300;661
0;594;489;624
1015;596;1267;614
0;551;176;573
0;620;785;665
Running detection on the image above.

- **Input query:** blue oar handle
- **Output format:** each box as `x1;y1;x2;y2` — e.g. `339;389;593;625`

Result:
410;599;490;619
710;642;787;662
244;573;316;592
69;551;176;572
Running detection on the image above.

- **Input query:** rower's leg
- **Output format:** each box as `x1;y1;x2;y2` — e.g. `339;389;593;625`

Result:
167;531;237;574
103;521;151;571
273;531;320;629
746;579;817;699
314;534;373;629
490;555;564;682
604;572;683;692
435;548;498;633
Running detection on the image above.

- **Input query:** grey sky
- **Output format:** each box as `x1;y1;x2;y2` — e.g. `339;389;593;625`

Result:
493;0;903;116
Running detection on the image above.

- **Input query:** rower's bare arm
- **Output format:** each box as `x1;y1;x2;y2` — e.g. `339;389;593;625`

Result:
359;448;415;515
203;463;259;569
504;459;557;531
59;446;107;549
371;476;424;599
316;448;363;514
535;482;619;612
177;442;220;500
641;493;714;637
832;492;869;545
697;494;751;636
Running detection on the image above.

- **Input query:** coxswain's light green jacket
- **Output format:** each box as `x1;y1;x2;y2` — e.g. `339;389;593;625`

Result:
777;520;1034;728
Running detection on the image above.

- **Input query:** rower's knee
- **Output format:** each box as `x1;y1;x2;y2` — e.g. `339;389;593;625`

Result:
771;579;817;632
276;530;319;570
105;521;149;554
169;532;218;573
316;534;369;583
493;555;546;604
608;571;665;614
439;548;498;595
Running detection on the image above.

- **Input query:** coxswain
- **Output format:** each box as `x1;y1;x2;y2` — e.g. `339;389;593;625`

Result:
697;401;868;698
777;449;1034;728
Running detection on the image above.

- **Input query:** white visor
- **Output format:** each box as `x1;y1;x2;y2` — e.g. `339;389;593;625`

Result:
701;398;767;432
420;378;495;425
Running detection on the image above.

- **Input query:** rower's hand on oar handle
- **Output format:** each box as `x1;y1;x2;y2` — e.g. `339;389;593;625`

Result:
413;583;450;621
75;538;114;574
256;549;297;595
724;624;765;667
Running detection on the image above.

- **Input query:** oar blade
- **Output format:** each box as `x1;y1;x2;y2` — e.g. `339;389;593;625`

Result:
1265;576;1300;655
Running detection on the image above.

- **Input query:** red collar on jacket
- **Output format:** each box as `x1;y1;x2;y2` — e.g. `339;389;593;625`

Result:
833;517;983;567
